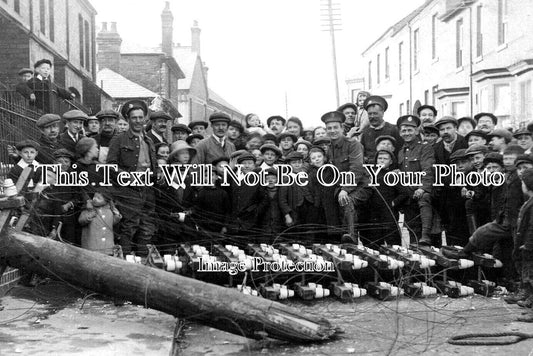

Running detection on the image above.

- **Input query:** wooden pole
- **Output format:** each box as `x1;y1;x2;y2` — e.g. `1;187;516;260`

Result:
0;229;339;342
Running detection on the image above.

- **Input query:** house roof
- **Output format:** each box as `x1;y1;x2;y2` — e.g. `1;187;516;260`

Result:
208;88;242;114
96;68;157;99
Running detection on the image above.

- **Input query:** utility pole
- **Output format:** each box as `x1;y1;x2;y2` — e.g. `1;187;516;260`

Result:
285;91;289;118
320;0;342;107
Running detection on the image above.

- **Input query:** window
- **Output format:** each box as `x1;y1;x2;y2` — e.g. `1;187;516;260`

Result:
424;90;429;105
476;5;482;57
399;103;404;116
498;0;507;45
413;29;419;71
520;81;532;121
39;0;46;34
49;0;55;42
494;83;511;115
406;100;411;114
432;85;439;105
431;14;437;59
84;20;90;70
79;14;84;67
398;42;403;81
456;19;463;68
377;54;381;85
368;61;372;90
452;101;466;117
478;87;488;112
385;47;390;79
14;0;20;14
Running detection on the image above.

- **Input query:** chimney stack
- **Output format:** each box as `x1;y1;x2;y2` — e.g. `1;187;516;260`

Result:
191;20;201;55
161;1;174;56
96;21;122;73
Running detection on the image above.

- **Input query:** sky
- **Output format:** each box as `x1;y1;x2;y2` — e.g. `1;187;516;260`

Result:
90;0;426;127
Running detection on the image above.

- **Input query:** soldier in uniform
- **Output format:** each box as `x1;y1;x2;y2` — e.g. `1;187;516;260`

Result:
397;115;435;245
321;111;371;243
107;99;157;256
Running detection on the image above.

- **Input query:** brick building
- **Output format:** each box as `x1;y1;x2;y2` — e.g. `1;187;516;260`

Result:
0;0;112;113
360;0;533;128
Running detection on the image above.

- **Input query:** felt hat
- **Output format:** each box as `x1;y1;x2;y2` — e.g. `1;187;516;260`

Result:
36;113;61;129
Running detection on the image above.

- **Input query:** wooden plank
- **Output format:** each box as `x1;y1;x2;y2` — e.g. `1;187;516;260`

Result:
0;229;339;342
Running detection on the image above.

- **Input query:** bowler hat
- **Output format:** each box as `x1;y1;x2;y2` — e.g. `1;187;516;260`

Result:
363;96;388;111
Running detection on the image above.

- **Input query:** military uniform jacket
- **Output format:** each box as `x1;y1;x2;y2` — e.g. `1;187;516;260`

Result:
107;130;157;173
328;136;366;194
398;140;435;193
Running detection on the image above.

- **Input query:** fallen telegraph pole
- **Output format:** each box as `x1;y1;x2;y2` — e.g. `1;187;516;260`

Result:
0;227;339;342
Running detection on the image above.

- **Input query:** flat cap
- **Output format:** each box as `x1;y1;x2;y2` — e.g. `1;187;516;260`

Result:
263;133;278;144
465;144;489;156
34;59;52;68
458;116;477;128
278;132;298;143
265;167;278;176
95;109;119;121
260;143;282;156
121;99;148;119
63;109;88;121
186;134;204;144
487;129;513;143
321;111;345;124
228;120;244;133
86;115;98;122
435;116;458;128
18;68;33;76
396;115;421;128
450;149;468;163
188;120;209;129
171;123;192;134
294;138;313;150
267;115;286;127
483;152;503;166
150;111;172;122
363;95;388;111
513;127;532;138
417;105;437;116
52;148;74;160
209;112;231;124
465;129;487;141
15;139;39;151
375;135;397;146
236;152;256;163
212;156;230;166
337;103;357;112
36;113;61;129
422;124;439;135
522;168;533;191
474;112;498;125
285;151;304;161
515;154;533;167
230;149;248;159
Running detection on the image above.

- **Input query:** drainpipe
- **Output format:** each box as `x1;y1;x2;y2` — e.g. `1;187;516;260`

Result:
468;3;474;117
408;23;413;114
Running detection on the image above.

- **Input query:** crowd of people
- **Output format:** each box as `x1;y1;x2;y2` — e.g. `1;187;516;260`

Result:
6;59;533;315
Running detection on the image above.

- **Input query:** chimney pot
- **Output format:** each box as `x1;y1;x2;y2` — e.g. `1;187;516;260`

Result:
101;22;108;32
111;22;118;33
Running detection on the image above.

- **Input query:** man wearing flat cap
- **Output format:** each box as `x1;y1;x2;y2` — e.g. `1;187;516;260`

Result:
433;116;467;165
465;129;488;147
171;124;191;142
59;110;88;154
397;114;435;246
514;128;533;154
488;128;512;154
321;111;371;244
188;120;208;136
146;111;171;145
267;116;286;136
360;95;402;162
433;116;469;245
23;113;62;164
192;112;235;164
26;59;74;113
417;105;438;126
108;98;157;256
337;103;368;137
15;67;34;100
94;109;120;162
